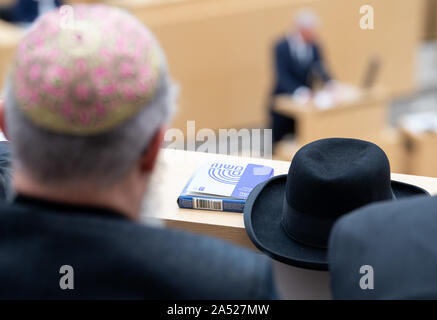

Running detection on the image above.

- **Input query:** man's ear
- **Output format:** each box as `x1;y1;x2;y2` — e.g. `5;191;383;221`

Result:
0;99;8;140
139;125;166;174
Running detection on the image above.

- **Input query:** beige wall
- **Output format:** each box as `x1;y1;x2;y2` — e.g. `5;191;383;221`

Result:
109;0;426;132
0;0;427;132
0;20;21;87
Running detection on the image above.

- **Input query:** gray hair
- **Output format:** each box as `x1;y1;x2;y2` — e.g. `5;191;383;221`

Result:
4;68;176;187
294;9;320;29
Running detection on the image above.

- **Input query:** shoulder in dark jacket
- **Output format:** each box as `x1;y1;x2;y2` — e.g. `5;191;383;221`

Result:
329;195;437;299
0;201;276;299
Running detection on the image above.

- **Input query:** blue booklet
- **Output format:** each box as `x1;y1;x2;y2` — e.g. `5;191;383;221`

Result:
178;161;274;213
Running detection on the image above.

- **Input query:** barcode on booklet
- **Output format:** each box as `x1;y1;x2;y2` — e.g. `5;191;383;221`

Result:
193;198;223;211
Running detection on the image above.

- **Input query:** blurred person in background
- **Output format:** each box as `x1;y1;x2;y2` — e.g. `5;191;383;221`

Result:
0;4;276;299
270;9;332;146
0;0;62;25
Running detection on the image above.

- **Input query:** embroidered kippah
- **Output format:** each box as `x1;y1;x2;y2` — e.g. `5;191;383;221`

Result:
11;4;163;135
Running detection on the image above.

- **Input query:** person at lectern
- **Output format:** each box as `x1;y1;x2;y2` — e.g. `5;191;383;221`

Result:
270;9;332;146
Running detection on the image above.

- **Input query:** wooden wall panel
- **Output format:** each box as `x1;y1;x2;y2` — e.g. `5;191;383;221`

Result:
109;0;426;132
0;0;426;133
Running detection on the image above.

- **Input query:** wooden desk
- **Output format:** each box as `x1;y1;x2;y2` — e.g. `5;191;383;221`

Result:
148;149;437;249
146;149;290;248
148;149;437;299
401;128;437;178
274;87;388;145
273;87;409;173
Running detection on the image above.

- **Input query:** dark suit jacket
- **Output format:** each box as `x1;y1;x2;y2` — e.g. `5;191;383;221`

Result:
0;142;12;201
0;0;62;23
0;195;275;299
272;37;330;96
329;195;437;299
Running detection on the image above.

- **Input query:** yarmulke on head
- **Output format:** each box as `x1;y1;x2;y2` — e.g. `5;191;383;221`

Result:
11;4;164;135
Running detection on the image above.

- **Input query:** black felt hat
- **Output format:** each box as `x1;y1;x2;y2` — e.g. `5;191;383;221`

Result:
244;138;429;270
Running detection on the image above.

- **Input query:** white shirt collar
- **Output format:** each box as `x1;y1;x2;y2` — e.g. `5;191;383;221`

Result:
287;33;312;64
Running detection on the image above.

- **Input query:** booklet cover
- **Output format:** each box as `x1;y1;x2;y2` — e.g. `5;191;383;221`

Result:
178;161;274;213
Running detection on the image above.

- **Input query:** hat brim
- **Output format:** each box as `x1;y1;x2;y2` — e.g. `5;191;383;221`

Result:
391;180;429;198
243;175;429;271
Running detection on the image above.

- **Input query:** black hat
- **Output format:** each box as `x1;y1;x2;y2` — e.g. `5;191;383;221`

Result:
244;138;429;270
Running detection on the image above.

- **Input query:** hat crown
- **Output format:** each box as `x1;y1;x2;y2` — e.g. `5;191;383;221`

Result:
285;138;392;219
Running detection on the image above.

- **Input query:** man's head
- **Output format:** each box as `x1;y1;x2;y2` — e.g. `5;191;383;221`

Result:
293;9;320;43
0;4;175;218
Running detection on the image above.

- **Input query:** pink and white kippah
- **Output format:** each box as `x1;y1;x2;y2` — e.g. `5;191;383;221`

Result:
11;4;163;135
